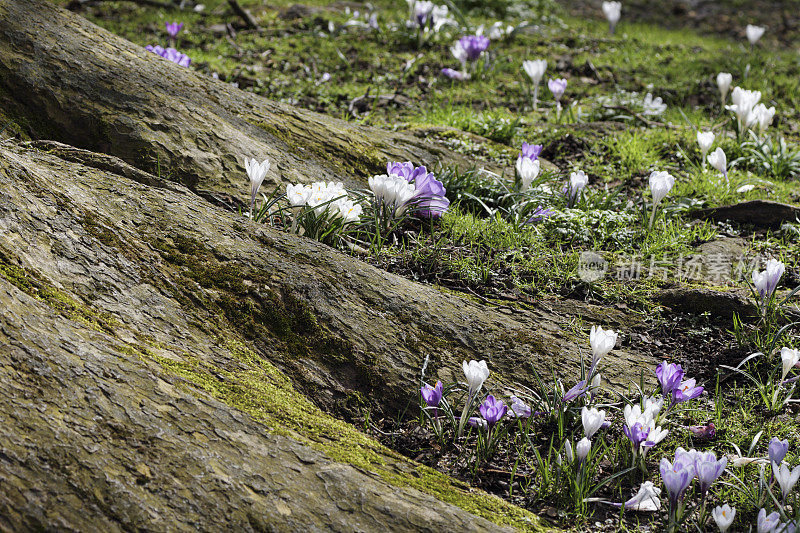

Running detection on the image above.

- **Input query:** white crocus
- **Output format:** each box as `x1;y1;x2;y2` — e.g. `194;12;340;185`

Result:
602;1;622;34
244;157;271;216
623;482;662;511
642;93;666;115
727;87;761;131
462;359;489;396
337;199;362;223
515;157;540;191
576;437;592;463
751;103;776;136
522;59;547;110
286;183;311;207
451;40;468;66
707;147;728;183
746;24;765;45
716;72;732;106
697;131;715;167
772;462;800;500
781;348;800;381
736;184;755;194
369;174;417;215
567;170;589;205
582;406;606;439
589;325;617;369
647;171;674;229
712;504;736;533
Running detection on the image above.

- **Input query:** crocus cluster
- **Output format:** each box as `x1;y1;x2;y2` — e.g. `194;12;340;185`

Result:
725;87;775;137
623;397;667;459
660;448;727;523
145;45;192;67
515;142;542;192
286;181;362;222
381;161;450;218
752;258;785;303
656;361;704;405
458;35;490;62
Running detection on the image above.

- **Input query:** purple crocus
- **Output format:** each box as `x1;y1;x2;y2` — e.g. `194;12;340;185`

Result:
688;422;716;440
441;68;467;80
758;509;781;533
479;395;508;427
458;35;490;61
623;422;650;449
526;206;555;224
165;22;183;39
769;437;790;465
672;378;704;404
509;395;532;418
386;162;450;218
694;451;727;495
660;456;694;509
145;45;192;67
563;380;588;402
421;380;443;407
548;78;567;101
519;142;543;160
656;361;684;396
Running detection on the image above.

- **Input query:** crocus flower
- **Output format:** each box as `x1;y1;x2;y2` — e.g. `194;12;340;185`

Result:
781;348;800;381
660;456;694;509
712;504;736;533
145;45;192;67
727;87;761;131
581;406;606;439
717;72;733;106
411;167;450;218
769;437;790;465
516;157;540;191
566;170;588;205
673;378;704;404
752;258;785;301
286;183;312;206
616;481;662;511
421;380;443;407
519;142;543;160
548;78;567;102
244;157;270;215
602;1;622;34
758;509;781;533
369;174;417;215
479;395;507;427
697;131;715;167
751;103;776;136
457;35;490;61
165;22;183;39
649;170;675;205
589;325;617;370
468;416;487;429
412;0;434;28
338;199;362;223
773;462;800;501
707;147;728;182
450;40;468;66
463;360;489;396
695;451;727;495
386;161;416;180
522;59;547;86
624;422;651;449
656;361;684;395
563;380;588;402
746;24;765;45
526;206;555;224
509;395;531;418
522;60;547;110
688;422;716;440
576;437;592;463
441;68;467;80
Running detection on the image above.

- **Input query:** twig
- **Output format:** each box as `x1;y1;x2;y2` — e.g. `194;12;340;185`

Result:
601;104;681;129
227;0;260;30
68;0;184;9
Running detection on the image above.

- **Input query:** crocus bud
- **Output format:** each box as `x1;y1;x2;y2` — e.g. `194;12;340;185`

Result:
564;439;574;462
717;72;732;104
781;348;800;381
707;147;727;178
746;24;765;45
602;1;621;33
516;156;541;191
245;157;271;213
548;78;567;102
768;437;789;465
648;171;675;205
697;131;714;159
581;406;606;439
576;437;592;463
567;170;588;202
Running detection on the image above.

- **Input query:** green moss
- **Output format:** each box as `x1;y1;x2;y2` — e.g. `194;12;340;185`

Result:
0;250;117;334
133;336;547;532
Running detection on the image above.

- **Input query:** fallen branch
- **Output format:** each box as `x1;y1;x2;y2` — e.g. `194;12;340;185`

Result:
227;0;260;29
